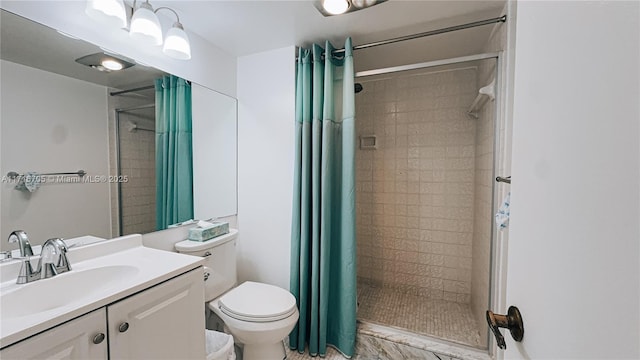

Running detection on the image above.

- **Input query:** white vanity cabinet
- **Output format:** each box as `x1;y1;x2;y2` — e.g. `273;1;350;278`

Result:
0;309;108;360
0;268;205;360
107;268;205;359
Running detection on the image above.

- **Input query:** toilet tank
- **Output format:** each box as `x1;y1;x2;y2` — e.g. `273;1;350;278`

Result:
175;229;238;301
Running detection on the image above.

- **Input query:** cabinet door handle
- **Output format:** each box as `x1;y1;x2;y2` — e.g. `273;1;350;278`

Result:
93;333;106;344
118;322;130;333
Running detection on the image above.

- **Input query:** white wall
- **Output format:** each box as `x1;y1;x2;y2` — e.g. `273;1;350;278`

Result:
506;1;639;357
0;1;237;97
1;60;111;248
237;46;296;290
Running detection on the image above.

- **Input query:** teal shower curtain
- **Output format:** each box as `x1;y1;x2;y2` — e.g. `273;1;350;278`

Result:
155;75;193;230
289;38;357;357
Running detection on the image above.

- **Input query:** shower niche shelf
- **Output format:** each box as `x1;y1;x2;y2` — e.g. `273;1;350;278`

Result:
359;135;377;150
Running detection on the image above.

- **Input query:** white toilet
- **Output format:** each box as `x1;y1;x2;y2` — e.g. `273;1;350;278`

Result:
175;229;299;360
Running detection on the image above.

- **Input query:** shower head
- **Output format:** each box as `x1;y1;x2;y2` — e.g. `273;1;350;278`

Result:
126;121;138;132
355;83;363;93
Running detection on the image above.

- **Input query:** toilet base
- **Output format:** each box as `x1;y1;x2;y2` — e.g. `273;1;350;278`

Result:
242;341;285;360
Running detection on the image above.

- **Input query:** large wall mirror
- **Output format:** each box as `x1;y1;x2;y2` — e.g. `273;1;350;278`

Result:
0;9;237;251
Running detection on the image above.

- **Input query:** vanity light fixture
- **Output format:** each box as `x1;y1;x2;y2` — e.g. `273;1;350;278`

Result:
85;0;192;60
316;0;387;16
85;0;127;28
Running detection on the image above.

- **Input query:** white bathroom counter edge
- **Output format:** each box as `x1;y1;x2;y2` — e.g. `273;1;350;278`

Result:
0;234;205;348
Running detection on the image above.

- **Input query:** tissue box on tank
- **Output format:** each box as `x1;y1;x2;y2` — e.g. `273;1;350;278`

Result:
188;222;230;242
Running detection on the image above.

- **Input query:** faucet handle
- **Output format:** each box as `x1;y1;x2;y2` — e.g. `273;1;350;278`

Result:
0;250;12;262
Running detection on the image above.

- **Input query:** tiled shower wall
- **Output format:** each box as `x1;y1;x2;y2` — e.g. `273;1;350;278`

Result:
355;67;478;303
118;111;156;235
108;94;156;236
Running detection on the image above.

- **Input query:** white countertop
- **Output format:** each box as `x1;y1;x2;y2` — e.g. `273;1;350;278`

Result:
0;234;204;348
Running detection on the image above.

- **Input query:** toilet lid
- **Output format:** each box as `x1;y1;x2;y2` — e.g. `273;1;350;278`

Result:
219;281;297;322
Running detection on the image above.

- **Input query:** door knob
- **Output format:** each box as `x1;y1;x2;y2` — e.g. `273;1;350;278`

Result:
486;306;524;350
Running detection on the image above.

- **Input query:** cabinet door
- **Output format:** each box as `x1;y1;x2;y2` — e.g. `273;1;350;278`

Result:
107;268;205;360
0;309;107;360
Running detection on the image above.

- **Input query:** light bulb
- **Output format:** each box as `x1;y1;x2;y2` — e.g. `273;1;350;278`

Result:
352;0;376;8
85;0;127;28
163;23;191;60
101;59;124;71
323;0;349;15
129;2;163;46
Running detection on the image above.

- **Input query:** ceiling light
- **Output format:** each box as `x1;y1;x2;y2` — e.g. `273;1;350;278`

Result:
129;1;163;46
76;52;135;72
101;59;124;71
163;22;191;60
323;0;349;15
316;0;387;16
85;0;127;28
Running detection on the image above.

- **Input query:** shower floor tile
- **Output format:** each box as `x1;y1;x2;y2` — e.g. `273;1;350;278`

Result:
357;283;483;349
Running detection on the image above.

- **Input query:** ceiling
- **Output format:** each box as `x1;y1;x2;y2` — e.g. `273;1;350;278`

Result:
0;0;507;89
153;0;506;72
156;0;506;57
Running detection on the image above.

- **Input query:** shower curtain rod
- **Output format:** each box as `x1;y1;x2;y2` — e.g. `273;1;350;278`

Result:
116;103;155;112
355;52;499;78
110;79;193;96
297;15;506;60
110;85;154;96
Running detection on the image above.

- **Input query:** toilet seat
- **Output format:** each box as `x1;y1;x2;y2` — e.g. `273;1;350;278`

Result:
218;281;297;323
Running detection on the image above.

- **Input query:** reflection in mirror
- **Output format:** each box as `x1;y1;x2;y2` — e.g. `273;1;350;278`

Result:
113;85;158;236
192;85;238;219
0;9;237;251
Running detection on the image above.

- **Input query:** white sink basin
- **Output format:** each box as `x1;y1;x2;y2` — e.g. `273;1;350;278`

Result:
1;265;139;319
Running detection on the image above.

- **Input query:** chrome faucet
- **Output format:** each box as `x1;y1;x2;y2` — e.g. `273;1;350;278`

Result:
8;230;34;257
15;238;71;284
